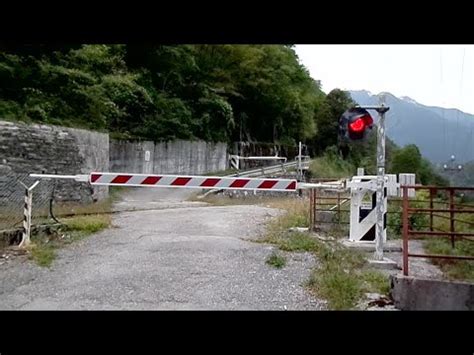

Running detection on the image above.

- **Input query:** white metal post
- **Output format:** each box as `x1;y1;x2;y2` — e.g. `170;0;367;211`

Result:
355;101;390;259
298;141;302;181
374;97;388;260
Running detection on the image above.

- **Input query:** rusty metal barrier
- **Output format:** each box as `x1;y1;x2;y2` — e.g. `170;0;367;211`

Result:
401;185;474;276
309;191;458;233
309;186;351;231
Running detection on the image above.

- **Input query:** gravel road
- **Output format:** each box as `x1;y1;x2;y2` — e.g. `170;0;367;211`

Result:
0;187;323;310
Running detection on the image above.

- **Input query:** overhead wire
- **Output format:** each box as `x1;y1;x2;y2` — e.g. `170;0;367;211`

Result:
457;47;466;160
440;48;447;155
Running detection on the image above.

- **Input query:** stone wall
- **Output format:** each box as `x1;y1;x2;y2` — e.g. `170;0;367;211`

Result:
1;120;228;206
0;120;109;203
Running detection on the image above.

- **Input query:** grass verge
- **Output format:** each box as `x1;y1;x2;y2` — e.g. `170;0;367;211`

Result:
309;155;354;179
28;214;111;267
306;240;389;309
266;252;286;268
52;186;125;218
424;238;474;282
260;199;390;310
193;184;389;309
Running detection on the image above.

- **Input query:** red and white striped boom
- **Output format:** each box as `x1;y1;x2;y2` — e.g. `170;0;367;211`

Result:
89;172;297;191
29;172;297;191
29;172;344;191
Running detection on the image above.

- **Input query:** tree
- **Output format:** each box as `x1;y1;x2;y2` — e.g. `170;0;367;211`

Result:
313;89;355;154
389;144;447;185
390;144;422;175
0;45;358;152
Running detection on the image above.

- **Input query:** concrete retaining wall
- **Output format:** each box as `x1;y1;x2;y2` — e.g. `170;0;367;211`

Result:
110;139;227;175
390;275;474;310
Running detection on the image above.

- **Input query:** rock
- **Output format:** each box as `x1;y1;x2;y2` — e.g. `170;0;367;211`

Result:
369;298;394;307
288;227;309;232
317;235;335;241
365;292;383;301
366;295;394;308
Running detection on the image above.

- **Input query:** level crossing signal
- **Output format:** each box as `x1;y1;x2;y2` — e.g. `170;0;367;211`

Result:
339;107;374;141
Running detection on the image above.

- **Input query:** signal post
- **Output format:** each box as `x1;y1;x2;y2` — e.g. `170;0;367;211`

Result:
339;98;396;265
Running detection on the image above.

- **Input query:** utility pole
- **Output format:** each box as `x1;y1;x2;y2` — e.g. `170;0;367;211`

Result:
443;154;463;185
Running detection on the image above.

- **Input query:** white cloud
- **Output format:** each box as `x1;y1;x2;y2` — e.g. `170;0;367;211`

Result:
294;45;474;114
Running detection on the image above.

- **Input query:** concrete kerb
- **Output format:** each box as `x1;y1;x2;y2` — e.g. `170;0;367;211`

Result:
341;239;402;252
367;257;399;270
390;274;474;310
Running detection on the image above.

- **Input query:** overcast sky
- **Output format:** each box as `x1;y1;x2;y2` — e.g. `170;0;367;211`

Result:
294;45;474;115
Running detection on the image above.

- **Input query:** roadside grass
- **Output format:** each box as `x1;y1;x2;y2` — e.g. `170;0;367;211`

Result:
187;164;390;309
260;198;390;310
308;242;390;309
420;193;474;281
52;186;125;218
29;245;56;267
386;189;474;281
266;252;287;268
64;214;110;235
28;214;111;267
1;186;123;265
360;270;391;295
309;156;353;179
424;238;474;282
194;188;389;309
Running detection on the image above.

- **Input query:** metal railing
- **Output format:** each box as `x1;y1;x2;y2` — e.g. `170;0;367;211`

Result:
228;159;305;178
309;188;350;231
401;185;474;276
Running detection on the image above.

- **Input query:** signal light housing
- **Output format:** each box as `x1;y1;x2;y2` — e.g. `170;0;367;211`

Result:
339;107;374;141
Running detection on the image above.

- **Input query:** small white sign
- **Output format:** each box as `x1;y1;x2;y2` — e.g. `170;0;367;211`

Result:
145;150;151;162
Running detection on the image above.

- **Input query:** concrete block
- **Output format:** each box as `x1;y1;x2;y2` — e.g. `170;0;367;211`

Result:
368;257;399;270
390;275;474;310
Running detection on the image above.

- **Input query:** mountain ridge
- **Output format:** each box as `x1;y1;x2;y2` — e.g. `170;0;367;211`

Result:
348;90;474;164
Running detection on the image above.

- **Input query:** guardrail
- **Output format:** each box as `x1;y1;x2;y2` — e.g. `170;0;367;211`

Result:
227;160;304;178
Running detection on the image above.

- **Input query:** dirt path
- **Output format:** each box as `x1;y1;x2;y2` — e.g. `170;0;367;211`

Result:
0;187;323;310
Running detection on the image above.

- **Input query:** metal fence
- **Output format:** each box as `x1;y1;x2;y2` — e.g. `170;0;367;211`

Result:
0;170;56;231
307;180;440;236
401;185;474;276
307;181;474;277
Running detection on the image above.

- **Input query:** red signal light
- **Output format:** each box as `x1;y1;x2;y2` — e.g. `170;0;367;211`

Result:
339;108;374;141
349;118;365;132
362;114;373;126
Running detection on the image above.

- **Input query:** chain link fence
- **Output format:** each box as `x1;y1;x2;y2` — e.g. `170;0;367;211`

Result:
0;170;56;232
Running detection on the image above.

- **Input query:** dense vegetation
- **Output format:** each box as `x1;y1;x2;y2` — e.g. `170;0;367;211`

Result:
0;44;447;185
0;44;322;143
